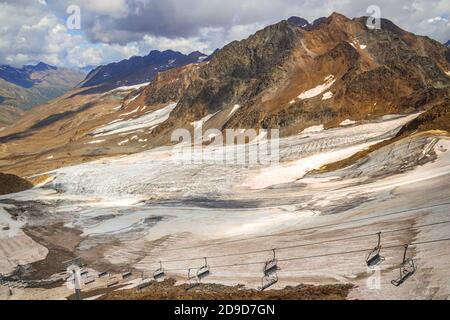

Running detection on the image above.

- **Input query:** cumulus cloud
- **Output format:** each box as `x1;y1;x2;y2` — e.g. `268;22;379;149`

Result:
0;0;449;68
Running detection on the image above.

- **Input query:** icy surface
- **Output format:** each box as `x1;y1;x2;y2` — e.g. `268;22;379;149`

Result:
302;124;324;133
2;112;450;300
91;103;177;137
109;82;150;92
340;119;356;126
322;91;333;100
229;104;241;117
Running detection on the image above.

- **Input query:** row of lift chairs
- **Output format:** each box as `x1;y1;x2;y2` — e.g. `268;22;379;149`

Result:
228;231;417;291
366;232;416;287
254;231;417;290
65;232;416;293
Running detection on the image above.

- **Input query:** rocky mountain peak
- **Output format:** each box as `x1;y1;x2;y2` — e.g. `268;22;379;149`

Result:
287;16;310;28
137;12;450;143
25;62;57;72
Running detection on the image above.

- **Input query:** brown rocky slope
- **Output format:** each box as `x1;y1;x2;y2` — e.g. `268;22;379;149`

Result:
0;173;33;195
146;12;450;143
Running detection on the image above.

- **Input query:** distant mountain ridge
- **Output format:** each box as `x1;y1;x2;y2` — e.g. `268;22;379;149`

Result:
0;62;84;126
287;16;328;30
0;62;57;88
79;49;208;93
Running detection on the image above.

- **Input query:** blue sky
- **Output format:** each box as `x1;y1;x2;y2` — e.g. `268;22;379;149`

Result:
1;0;449;68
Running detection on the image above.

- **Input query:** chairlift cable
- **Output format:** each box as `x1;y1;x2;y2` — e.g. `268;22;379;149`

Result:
156;218;450;264
161;237;450;272
154;201;450;253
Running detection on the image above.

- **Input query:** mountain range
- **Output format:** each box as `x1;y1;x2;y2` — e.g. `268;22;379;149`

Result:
0;12;449;177
0;62;84;126
79;50;208;93
142;13;450;143
0;50;209;126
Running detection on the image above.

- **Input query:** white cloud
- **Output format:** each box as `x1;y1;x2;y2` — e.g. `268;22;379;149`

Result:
427;16;448;24
0;0;449;68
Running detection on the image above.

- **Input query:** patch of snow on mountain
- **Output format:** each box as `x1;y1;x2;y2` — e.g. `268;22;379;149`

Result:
340;119;357;126
118;139;129;146
85;140;105;145
302;125;324;134
298;75;336;100
242;140;378;190
91;103;177;137
121;107;140;116
128;94;141;102
228;104;241;117
322;91;333;100
192;112;219;129
110;82;150;92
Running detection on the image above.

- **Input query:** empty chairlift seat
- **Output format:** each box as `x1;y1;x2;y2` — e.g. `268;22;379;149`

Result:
186;268;199;291
366;232;385;268
391;245;416;287
84;276;96;285
258;249;279;291
263;249;279;276
258;274;279;291
80;269;89;277
138;272;152;290
121;269;133;279
107;275;120;288
197;258;210;280
153;261;165;281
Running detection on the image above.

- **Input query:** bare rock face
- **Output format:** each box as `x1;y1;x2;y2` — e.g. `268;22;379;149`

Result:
139;12;450;142
143;64;201;106
0;173;33;195
396;99;450;136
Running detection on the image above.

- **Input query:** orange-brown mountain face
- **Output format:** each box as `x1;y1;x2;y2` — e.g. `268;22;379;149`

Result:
0;12;449;177
0;64;204;177
143;13;450;142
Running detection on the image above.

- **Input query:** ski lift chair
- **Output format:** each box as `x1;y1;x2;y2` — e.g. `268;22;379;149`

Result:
84;276;96;285
80;269;89;277
107;274;120;288
137;272;152;290
186;268;199;291
263;249;279;276
153;261;166;281
366;232;385;268
121;267;133;279
391;245;416;287
197;258;210;280
258;273;278;291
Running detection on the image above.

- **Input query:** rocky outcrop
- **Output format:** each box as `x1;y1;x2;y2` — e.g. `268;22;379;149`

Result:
396;99;450;136
0;173;33;195
141;12;450;142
